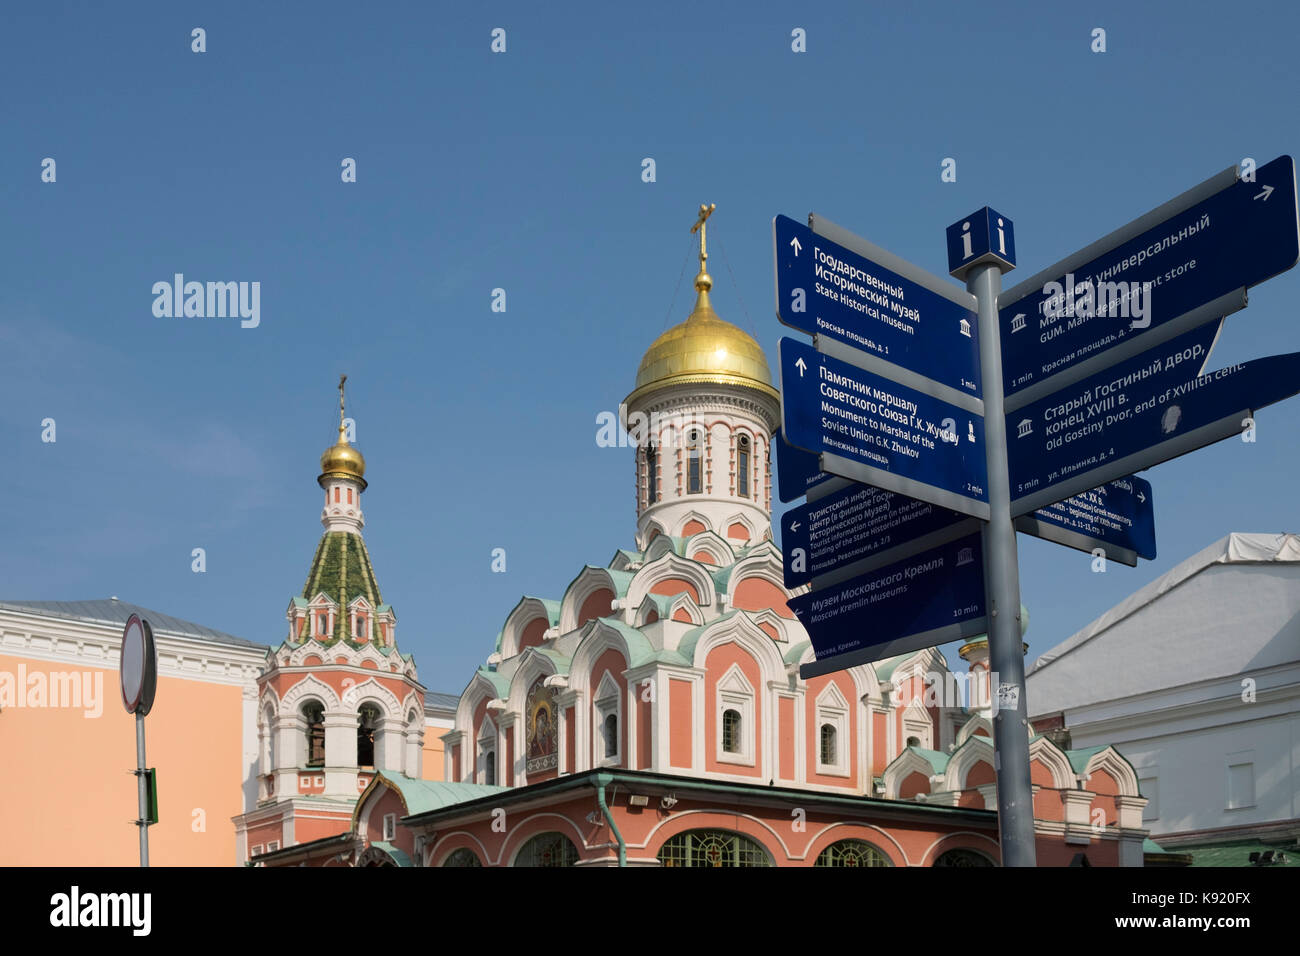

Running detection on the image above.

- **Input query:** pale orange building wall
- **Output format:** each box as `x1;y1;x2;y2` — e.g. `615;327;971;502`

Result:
0;653;247;866
421;731;447;781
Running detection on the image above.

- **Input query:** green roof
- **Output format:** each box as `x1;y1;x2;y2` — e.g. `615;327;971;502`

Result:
367;841;414;867
605;569;635;596
475;667;510;697
677;609;748;662
872;654;912;681
299;531;385;646
907;746;951;774
594;618;657;667
374;771;506;817
1065;745;1108;773
1183;841;1300;867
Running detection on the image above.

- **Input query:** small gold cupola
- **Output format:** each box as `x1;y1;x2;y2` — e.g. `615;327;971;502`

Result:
318;374;367;490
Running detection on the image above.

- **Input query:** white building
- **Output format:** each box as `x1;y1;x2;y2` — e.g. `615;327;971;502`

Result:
1026;533;1300;858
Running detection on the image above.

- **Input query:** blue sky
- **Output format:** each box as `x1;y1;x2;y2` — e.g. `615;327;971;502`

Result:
3;0;1298;696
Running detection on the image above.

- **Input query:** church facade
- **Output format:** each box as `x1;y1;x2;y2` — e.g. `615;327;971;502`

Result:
257;207;1151;867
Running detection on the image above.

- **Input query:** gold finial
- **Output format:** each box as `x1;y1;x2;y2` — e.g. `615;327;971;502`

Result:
337;374;348;441
687;203;717;316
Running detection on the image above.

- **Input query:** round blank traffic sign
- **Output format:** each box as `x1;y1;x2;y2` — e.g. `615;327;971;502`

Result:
120;614;158;715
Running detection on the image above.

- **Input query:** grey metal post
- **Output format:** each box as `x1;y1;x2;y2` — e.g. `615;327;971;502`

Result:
136;711;149;867
968;262;1037;866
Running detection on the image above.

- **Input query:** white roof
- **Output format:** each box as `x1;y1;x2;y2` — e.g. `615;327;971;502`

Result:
1026;533;1300;708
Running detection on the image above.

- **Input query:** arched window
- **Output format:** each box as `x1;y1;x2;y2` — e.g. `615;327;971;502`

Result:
933;848;995;867
357;703;381;767
646;447;658;505
736;434;750;498
686;430;703;494
815;839;892;867
603;714;618;758
721;708;741;754
484;750;496;786
657;829;771;867
302;701;325;768
906;736;921;747
442;848;482;867
819;724;836;765
514;832;579;867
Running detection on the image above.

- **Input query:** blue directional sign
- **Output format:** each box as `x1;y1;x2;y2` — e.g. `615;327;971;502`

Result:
773;215;981;397
780;337;990;519
1015;476;1156;566
1000;155;1300;400
790;531;988;672
1008;320;1300;515
781;483;970;588
774;429;835;503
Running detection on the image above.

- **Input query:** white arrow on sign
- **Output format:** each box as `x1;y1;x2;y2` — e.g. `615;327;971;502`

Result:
790;236;802;256
1255;184;1275;202
789;521;801;532
1137;491;1146;503
795;357;807;376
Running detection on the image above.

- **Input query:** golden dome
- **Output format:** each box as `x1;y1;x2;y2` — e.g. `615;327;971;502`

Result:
319;431;367;489
318;375;367;490
627;206;777;407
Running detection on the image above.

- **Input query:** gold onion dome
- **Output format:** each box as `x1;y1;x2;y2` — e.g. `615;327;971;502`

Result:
318;375;367;490
628;204;778;406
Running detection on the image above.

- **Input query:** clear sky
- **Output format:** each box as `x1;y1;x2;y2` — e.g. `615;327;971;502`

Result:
3;1;1298;696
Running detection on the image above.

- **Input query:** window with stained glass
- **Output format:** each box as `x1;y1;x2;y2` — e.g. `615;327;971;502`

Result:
814;839;892;867
442;848;482;867
933;848;995;867
657;830;771;868
514;832;579;867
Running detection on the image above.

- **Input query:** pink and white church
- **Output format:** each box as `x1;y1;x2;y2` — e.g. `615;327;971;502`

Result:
253;210;1150;867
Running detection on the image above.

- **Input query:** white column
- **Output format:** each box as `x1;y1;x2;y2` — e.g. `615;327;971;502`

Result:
323;710;358;796
379;717;406;773
273;714;302;797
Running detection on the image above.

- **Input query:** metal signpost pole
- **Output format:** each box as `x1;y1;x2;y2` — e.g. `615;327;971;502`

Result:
136;711;149;867
968;260;1037;866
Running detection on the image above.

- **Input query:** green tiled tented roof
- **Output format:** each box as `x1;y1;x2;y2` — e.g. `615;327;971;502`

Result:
299;531;384;645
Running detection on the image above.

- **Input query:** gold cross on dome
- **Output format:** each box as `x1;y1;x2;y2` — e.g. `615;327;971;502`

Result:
338;374;348;434
690;203;716;265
